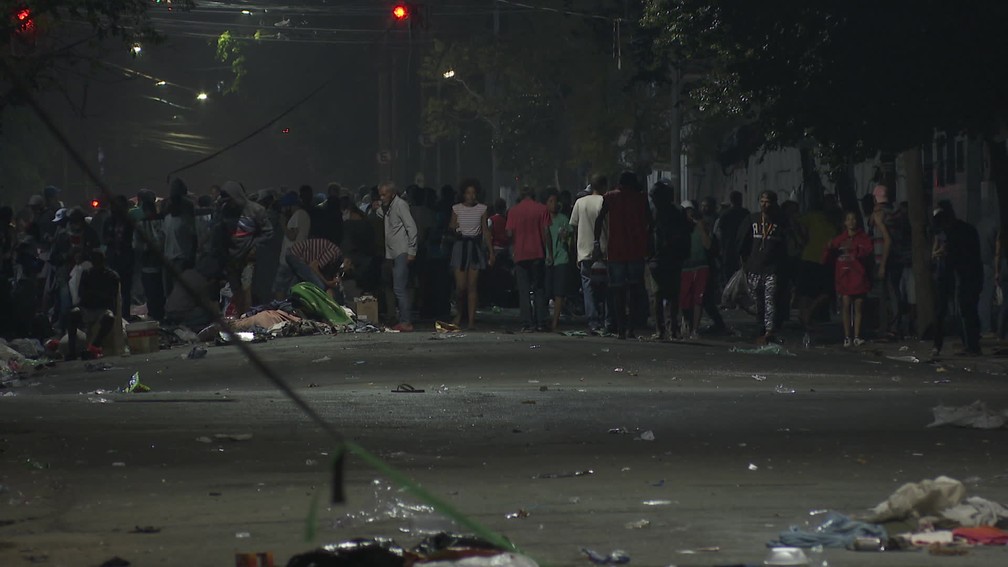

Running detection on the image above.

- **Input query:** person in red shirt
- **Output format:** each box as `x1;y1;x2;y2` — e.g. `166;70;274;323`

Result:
825;211;873;347
594;171;652;339
506;186;553;332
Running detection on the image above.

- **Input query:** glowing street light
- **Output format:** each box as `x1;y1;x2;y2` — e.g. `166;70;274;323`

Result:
442;69;456;79
131;44;142;55
155;80;167;86
196;92;208;101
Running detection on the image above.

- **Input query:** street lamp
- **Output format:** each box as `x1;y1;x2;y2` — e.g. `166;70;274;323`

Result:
442;69;455;79
131;44;142;55
196;92;208;101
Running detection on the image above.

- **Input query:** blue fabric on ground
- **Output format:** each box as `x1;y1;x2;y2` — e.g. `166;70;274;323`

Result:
768;512;887;548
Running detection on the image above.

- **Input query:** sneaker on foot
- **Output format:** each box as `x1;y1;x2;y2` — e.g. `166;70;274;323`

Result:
85;344;104;359
843;337;852;347
853;337;866;347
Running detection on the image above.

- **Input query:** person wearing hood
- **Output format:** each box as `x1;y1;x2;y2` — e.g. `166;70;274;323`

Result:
162;178;197;296
218;180;273;315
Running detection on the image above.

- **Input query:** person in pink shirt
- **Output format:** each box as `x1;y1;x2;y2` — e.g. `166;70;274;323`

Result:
506;186;553;332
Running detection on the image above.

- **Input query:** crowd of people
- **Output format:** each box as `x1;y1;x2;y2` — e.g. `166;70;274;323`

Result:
0;170;1000;360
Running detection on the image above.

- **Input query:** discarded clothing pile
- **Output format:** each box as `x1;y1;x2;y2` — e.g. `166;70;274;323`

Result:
770;476;1008;552
769;512;887;549
286;533;537;567
874;476;1008;550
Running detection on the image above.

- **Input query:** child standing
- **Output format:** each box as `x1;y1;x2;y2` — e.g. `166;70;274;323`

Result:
826;211;873;346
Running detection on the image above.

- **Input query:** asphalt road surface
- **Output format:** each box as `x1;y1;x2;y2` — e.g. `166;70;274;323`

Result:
2;325;1007;566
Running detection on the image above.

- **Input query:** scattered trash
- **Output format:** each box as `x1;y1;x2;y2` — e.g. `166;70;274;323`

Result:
118;372;150;394
624;519;650;529
354;360;366;365
769;512;887;549
391;384;424;393
214;433;252;442
763;546;809;564
866;476;966;523
312;355;331;363
928;401;1008;430
521;400;536;404
887;355;921;363
505;509;530;519
435;321;461;333
848;536;885;551
928;542;969;556
608;427;629;434
899;345;910;352
195;436;212;443
130;525;161;534
533;469;593;479
308;383;320;388
730;344;796;356
235;551;275;567
638;430;655;441
748;463;759;471
952;526;1008;545
112;462;126;467
580;548;630;565
676;547;720;554
305;459;318;466
24;458;48;470
184;346;207;359
752;373;767;381
641;499;672;506
774;384;796;394
562;331;588;337
85;361;114;372
235;531;251;539
529;344;541;350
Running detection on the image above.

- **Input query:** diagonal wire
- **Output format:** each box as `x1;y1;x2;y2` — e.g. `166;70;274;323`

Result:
0;57;520;554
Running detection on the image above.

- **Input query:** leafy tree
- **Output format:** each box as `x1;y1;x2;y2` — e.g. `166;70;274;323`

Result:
642;0;1008;336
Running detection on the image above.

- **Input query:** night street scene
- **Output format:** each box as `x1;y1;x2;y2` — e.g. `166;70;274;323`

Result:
3;1;1008;566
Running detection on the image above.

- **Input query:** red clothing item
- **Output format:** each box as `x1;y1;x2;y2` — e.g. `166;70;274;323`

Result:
826;229;873;296
505;198;550;262
489;213;510;248
603;189;649;262
952;526;1008;545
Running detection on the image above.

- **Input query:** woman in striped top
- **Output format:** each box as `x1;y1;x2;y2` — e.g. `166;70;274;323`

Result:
449;179;495;329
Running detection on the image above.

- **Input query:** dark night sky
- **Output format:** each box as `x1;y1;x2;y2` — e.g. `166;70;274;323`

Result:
14;0;508;204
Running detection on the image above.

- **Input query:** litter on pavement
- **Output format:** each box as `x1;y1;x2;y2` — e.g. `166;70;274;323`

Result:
580;548;629;565
928;401;1008;429
118;372;150;393
769;511;887;549
730;344;796;356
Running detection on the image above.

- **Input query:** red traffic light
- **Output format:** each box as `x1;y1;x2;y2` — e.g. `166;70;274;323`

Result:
392;4;409;20
90;199;100;208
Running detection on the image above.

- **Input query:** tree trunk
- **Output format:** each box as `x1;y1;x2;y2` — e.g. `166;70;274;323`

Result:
833;163;861;223
799;146;825;211
902;147;934;337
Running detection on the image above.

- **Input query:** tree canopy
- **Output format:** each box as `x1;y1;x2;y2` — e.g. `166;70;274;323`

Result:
642;0;1008;160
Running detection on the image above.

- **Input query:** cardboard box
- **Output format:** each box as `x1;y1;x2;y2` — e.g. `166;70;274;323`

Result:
126;321;160;354
354;297;379;323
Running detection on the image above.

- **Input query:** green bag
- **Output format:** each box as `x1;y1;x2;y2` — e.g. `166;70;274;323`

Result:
290;282;353;326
